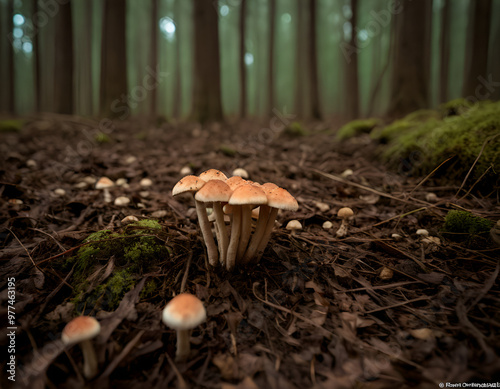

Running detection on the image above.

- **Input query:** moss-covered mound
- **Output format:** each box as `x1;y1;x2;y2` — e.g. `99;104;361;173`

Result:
0;119;25;133
67;219;168;312
442;210;494;246
370;100;500;181
336;118;380;140
284;121;308;137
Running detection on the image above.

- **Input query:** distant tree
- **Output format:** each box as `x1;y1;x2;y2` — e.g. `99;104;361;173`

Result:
100;0;128;118
267;0;276;114
173;0;182;118
387;0;432;116
192;0;223;123
0;0;15;113
150;0;158;116
53;0;73;114
294;0;307;117
308;0;321;119
239;0;247;117
344;0;359;119
439;0;450;104
462;0;492;98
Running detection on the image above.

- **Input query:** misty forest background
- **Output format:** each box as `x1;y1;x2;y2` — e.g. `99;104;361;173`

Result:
0;0;499;123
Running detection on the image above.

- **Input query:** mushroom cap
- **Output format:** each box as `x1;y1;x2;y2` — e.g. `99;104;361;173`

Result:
261;182;279;190
199;169;228;182
337;207;354;219
195;180;233;203
226;176;247;191
162;293;207;330
95;177;114;189
229;184;267;206
231;168;249;179
286;220;302;230
416;229;429;237
172;175;206;196
266;188;298;211
62;316;101;346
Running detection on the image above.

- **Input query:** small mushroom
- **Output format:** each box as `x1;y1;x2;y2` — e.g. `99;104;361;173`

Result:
322;221;333;230
286;220;302;235
140;178;153;187
95;177;114;203
162;293;206;362
61;316;101;380
114;196;130;206
232;168;249;179
336;207;354;237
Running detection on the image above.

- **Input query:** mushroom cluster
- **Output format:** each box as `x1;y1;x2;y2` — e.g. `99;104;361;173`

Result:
173;169;298;271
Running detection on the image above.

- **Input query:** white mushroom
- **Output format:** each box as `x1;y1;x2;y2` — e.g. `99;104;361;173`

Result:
162;293;206;362
335;207;354;238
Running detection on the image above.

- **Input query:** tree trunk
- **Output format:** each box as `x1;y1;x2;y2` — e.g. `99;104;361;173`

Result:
462;0;492;98
438;0;450;104
308;0;321;119
0;0;14;113
294;0;307;117
239;0;247;118
100;0;128;118
344;0;359;119
192;0;223;123
268;0;276;114
150;0;158;116
173;0;182;118
53;0;73;114
387;0;432;116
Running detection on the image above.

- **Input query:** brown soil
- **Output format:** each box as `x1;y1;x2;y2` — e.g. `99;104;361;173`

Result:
1;114;499;389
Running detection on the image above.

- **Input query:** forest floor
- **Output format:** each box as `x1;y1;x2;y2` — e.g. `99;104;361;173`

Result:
1;114;499;389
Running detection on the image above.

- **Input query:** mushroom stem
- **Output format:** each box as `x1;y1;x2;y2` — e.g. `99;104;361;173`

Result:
241;205;270;264
226;206;241;271
175;329;191;362
195;200;219;266
253;207;278;263
236;205;252;261
80;339;98;380
212;202;229;267
335;220;349;238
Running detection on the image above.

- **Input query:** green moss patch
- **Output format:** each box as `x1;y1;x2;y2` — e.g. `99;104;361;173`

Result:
337;118;380;140
0;119;25;133
68;219;167;311
442;210;494;246
284;121;308;137
370;100;500;182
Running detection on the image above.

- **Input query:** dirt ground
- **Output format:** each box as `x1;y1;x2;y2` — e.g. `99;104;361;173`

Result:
1;114;499;389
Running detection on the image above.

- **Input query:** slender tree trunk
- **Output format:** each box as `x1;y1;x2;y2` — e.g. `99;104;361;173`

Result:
192;0;223;123
344;0;359;119
308;0;321;119
53;0;73;114
31;0;41;112
462;0;492;97
268;0;276;114
239;0;247;118
150;0;158;116
1;0;15;113
173;0;182;118
438;0;450;104
388;0;432;116
294;0;307;117
100;0;128;118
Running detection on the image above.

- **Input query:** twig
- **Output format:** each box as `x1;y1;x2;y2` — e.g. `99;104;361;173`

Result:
457;165;493;201
180;252;193;293
455;133;500;197
30;228;66;251
8;228;37;269
99;330;145;379
408;156;455;196
252;282;333;337
363;296;430;314
165;353;188;389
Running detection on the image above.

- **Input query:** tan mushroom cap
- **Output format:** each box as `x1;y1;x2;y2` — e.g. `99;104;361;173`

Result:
162;293;207;330
229;184;267;206
261;182;279;190
195;180;233;203
226;176;247;191
172;175;206;196
62;316;101;346
286;220;302;231
95;177;114;189
199;169;228;182
266;188;298;211
337;207;354;219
